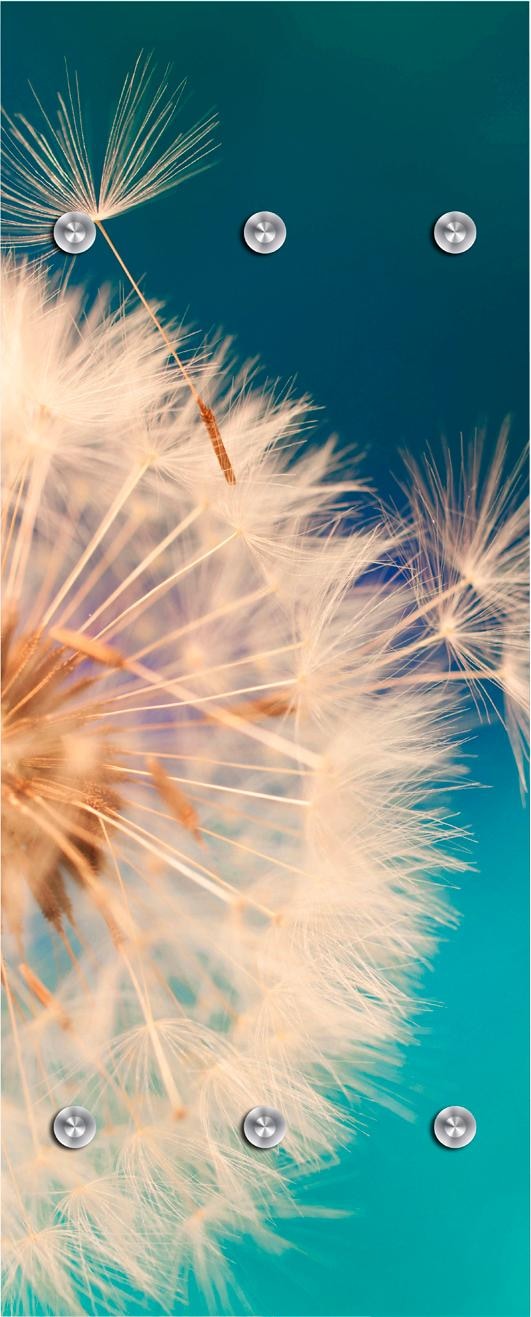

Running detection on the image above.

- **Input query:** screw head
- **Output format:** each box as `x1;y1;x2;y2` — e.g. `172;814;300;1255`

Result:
243;1105;287;1149
53;211;97;255
243;211;287;255
433;1105;476;1149
53;1105;96;1149
433;211;476;255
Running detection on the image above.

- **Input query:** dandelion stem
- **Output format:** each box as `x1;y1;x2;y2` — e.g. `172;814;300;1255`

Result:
1;456;29;573
80;799;278;916
115;654;320;769
96;640;302;706
96;220;236;484
96;676;295;715
115;780;306;840
368;666;500;691
101;818;186;1116
55;506;144;630
6;453;48;603
76;503;204;633
105;761;309;808
94;530;239;641
130;584;273;663
118;748;307;776
42;462;150;627
198;824;313;878
357;579;468;662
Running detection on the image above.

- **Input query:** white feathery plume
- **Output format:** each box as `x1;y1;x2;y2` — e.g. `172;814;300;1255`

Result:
1;259;186;488
2;52;217;243
401;430;529;778
2;55;234;482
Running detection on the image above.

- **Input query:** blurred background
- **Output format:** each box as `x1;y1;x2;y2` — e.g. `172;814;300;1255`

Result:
2;4;528;1314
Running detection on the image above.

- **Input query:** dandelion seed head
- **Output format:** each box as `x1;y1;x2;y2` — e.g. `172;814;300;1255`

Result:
1;114;528;1317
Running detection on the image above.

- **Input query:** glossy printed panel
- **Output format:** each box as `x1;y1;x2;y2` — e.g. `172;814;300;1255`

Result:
1;5;529;1317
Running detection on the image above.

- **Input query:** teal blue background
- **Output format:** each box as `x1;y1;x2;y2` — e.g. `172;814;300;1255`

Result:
2;4;529;1315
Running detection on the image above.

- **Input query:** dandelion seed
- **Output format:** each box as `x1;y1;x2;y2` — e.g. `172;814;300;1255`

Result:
2;56;235;482
400;430;529;747
2;53;217;243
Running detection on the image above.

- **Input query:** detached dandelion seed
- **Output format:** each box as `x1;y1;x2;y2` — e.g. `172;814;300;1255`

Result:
1;63;528;1317
2;55;235;482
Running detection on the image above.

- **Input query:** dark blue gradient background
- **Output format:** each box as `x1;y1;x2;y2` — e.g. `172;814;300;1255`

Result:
2;4;528;1314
